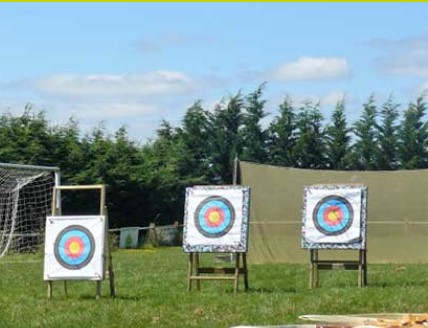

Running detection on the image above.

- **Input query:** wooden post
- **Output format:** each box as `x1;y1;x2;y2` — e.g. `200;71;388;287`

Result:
47;185;115;299
358;249;367;287
242;253;249;291
96;281;101;299
363;249;367;286
102;206;116;297
233;253;240;293
309;249;319;289
187;253;194;291
47;281;53;299
233;155;239;185
63;281;68;297
195;253;201;291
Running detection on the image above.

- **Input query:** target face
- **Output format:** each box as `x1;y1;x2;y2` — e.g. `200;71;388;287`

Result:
194;196;235;238
54;225;95;270
313;196;353;236
183;186;250;253
302;185;367;249
43;216;105;281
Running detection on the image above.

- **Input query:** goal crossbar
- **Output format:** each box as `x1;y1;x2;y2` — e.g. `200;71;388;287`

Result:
0;162;60;172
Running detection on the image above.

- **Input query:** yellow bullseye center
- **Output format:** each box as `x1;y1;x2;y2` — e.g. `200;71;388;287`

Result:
69;241;81;254
208;211;221;224
328;211;339;222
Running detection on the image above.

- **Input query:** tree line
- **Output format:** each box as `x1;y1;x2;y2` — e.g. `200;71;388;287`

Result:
1;86;427;227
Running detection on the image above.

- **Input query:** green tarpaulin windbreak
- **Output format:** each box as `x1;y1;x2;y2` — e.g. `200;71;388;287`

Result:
240;161;428;264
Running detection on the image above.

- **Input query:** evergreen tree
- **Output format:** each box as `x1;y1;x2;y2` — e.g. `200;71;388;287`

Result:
398;95;428;169
376;96;399;170
208;93;244;183
139;121;190;225
294;100;326;168
325;99;351;170
351;95;379;170
241;85;269;163
178;101;212;183
0;105;51;165
48;117;86;183
267;96;297;166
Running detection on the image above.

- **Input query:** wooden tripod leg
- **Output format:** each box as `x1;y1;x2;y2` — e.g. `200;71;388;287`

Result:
309;249;314;289
233;253;241;294
63;281;68;297
363;249;368;286
359;249;367;287
314;250;319;288
195;253;201;291
309;249;319;289
187;253;194;291
243;253;249;291
47;281;53;299
108;248;116;297
96;281;101;299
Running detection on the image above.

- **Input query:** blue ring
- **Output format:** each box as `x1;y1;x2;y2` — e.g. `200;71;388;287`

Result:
54;225;95;270
194;196;235;238
313;196;354;236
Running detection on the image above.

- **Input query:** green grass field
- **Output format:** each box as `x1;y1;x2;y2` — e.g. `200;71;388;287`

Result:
1;247;428;328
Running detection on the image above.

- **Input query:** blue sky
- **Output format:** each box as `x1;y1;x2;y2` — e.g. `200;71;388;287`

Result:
1;2;428;142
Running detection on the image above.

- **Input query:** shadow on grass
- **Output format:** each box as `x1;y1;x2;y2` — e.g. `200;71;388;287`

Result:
367;280;428;288
75;294;147;301
247;287;297;294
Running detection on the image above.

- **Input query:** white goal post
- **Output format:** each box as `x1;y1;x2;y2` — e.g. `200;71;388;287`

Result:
0;162;60;258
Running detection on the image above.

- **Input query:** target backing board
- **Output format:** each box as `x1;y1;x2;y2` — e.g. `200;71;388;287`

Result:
183;186;250;253
302;185;367;249
44;216;106;281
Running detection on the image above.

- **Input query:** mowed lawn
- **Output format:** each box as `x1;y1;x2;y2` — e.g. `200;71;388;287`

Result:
1;247;428;328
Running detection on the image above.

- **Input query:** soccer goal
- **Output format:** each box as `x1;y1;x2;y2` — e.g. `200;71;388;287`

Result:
0;162;60;258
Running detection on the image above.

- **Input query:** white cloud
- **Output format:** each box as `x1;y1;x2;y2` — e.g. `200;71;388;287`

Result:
69;102;158;119
320;91;346;107
415;82;428;96
270;57;350;81
35;71;195;98
366;36;428;78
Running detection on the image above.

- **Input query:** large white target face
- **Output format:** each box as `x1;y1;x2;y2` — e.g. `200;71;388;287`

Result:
44;216;106;281
302;185;367;249
183;186;250;253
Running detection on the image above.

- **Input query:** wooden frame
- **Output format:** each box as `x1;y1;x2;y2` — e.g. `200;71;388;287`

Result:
46;184;116;299
185;157;250;293
309;249;367;288
187;252;248;293
303;184;368;289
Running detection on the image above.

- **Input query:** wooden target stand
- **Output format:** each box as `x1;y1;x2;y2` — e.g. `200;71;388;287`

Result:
187;158;249;294
46;185;116;299
304;184;368;289
187;252;249;293
309;248;367;289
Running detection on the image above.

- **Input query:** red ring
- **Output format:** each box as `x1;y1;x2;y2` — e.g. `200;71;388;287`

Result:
204;207;225;227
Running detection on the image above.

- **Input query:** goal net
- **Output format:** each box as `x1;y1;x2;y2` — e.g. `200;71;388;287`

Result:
0;163;59;258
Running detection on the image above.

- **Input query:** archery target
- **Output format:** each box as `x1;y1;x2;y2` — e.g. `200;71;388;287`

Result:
194;196;235;238
313;195;353;236
302;185;367;249
54;225;95;270
44;216;105;281
183;186;250;253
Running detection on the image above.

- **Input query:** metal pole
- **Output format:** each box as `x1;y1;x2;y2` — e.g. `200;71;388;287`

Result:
233;154;239;185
